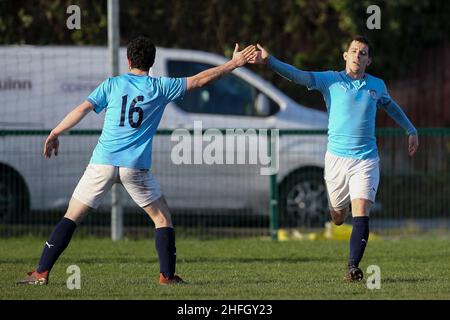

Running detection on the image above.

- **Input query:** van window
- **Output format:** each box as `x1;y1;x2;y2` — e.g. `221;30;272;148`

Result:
167;60;279;117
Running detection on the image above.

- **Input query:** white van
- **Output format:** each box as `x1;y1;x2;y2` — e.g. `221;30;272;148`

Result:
0;46;328;227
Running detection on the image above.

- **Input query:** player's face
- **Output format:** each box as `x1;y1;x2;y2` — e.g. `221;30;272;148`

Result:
343;41;372;75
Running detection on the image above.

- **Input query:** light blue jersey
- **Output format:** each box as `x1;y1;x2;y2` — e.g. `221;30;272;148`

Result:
268;56;417;159
309;70;417;159
87;73;186;169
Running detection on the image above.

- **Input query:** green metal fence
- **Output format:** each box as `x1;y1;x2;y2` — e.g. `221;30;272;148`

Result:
0;128;449;238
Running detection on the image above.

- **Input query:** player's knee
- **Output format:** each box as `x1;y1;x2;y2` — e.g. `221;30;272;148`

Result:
143;198;173;228
153;212;173;228
332;216;345;226
330;210;347;225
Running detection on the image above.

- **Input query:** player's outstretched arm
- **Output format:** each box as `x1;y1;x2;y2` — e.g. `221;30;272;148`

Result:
43;100;94;158
186;44;255;91
248;44;314;88
379;99;419;156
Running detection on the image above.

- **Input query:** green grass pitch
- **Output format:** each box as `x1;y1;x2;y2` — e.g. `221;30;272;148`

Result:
1;236;449;299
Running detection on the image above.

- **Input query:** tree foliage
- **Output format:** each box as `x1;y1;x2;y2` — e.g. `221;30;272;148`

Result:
1;0;449;109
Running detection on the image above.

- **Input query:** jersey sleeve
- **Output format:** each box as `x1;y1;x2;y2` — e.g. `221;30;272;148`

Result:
158;77;187;102
87;78;112;114
376;80;393;108
267;55;314;88
377;80;417;135
308;71;336;93
267;55;335;94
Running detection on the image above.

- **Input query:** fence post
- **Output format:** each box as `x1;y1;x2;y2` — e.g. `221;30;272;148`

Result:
268;129;279;240
111;185;123;241
108;0;122;241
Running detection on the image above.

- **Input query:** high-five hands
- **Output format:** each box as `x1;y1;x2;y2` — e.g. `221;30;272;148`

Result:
248;44;269;64
232;43;257;67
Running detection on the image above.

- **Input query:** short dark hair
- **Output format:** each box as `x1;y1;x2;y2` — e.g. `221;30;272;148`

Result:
347;35;374;58
127;36;156;71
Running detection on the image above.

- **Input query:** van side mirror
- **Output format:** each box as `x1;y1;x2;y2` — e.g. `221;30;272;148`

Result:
255;93;271;117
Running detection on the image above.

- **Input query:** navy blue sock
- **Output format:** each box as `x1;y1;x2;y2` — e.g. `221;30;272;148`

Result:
36;217;77;273
349;216;369;268
155;227;176;278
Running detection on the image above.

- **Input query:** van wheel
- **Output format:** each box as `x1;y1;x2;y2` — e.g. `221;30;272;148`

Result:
0;167;30;223
278;169;328;228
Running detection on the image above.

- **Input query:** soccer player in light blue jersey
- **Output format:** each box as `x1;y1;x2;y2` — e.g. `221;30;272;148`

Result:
17;37;256;286
250;36;419;282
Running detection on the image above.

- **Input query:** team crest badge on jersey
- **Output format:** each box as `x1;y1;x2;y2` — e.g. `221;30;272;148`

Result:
340;82;350;92
369;89;377;100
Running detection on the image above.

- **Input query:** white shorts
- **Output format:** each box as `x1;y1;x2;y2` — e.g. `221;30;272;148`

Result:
324;151;380;211
72;164;162;209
